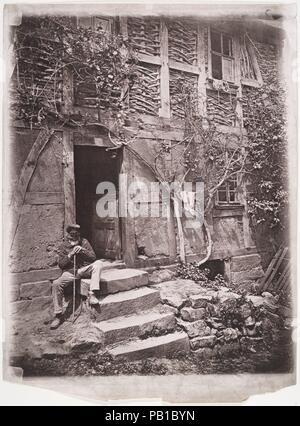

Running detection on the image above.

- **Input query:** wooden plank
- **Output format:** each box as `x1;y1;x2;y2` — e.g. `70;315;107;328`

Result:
62;67;74;114
232;35;243;126
138;53;161;66
120;149;136;266
9;127;55;249
276;263;290;291
159;20;170;118
241;78;262;88
212;206;244;218
10;267;61;286
280;273;291;293
258;247;283;290
207;25;212;79
197;24;207;117
169;59;199;75
24;192;64;205
63;131;76;233
137;129;184;141
119;17;130;109
247;42;264;86
261;247;288;292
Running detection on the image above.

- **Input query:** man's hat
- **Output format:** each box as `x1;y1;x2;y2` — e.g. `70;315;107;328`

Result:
66;224;81;234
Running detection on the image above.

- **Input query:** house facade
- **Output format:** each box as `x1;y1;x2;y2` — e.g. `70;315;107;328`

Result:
8;15;284;289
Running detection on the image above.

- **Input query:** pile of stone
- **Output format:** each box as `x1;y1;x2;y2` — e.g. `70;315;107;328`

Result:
153;279;284;358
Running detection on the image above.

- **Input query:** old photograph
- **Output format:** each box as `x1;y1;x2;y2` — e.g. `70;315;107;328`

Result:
2;1;297;403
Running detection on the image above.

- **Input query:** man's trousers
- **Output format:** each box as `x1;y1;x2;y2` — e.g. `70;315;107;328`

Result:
52;260;103;315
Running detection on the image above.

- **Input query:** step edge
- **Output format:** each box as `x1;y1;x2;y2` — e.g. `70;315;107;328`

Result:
93;309;175;332
108;331;188;355
99;287;159;305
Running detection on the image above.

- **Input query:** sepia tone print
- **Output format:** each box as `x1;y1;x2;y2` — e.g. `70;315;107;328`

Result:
3;3;295;382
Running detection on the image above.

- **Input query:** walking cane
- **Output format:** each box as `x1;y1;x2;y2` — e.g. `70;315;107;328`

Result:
72;253;76;323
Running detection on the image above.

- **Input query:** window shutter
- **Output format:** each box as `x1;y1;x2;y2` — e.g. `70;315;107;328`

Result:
222;57;234;82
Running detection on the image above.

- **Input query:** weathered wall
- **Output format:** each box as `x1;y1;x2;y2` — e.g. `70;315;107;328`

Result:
9;129;64;273
129;139;174;260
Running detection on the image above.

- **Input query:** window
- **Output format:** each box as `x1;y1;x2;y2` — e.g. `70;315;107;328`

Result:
217;175;238;204
210;30;234;82
77;16;112;33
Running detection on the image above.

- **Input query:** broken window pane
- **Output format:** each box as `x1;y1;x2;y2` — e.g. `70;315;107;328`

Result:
211;31;222;53
212;53;222;80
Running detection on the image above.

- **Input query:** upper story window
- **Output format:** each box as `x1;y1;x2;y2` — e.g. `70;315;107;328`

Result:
210;30;234;82
77;16;112;33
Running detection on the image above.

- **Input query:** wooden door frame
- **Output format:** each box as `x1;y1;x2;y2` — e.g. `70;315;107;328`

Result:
65;129;136;266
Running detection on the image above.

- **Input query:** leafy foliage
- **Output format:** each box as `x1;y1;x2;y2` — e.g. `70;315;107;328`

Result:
176;262;210;283
11;16;138;127
176;262;228;288
155;79;247;212
244;78;288;230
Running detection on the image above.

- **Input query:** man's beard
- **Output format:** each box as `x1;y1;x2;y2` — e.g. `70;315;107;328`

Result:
69;235;80;246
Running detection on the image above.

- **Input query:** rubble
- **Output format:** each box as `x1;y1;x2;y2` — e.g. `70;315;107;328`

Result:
157;278;288;357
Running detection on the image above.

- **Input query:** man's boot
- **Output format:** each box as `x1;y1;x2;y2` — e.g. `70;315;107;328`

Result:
89;291;99;306
50;314;63;330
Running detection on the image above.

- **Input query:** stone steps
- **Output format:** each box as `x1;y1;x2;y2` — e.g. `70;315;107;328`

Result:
81;268;149;296
93;307;176;345
94;287;160;322
107;331;190;361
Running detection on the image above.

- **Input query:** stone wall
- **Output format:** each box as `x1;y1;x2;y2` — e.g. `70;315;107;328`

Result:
154;278;283;359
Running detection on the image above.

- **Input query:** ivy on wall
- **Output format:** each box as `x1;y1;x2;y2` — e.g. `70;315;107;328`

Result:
243;41;288;233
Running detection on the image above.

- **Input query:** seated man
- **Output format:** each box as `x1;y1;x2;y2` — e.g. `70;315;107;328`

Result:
50;224;102;329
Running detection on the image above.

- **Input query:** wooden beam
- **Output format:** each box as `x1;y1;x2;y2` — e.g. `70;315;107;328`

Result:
159;20;170;118
207;25;212;79
169;59;199;75
212;206;244;218
62;67;74;115
9;127;55;249
232;35;243;126
24;192;64;205
247;41;264;86
10;267;61;286
119;17;130;109
197;24;207;117
138;53;161;66
120;149;136;266
63;131;76;233
276;263;290;291
137;129;184;141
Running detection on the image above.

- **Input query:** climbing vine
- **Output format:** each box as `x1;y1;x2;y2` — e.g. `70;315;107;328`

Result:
11;16;138;129
11;16;287;263
243;75;288;232
153;79;247;263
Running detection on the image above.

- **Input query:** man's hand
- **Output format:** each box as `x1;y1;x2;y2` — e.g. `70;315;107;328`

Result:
68;245;82;258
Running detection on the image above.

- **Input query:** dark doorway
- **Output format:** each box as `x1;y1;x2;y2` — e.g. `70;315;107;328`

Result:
74;145;122;260
205;260;225;280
